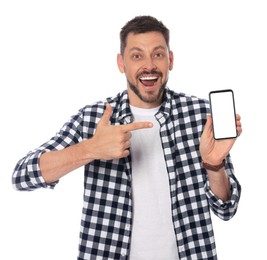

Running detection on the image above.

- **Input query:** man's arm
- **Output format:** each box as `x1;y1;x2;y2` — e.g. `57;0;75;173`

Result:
39;140;94;183
205;167;230;202
39;104;153;183
200;114;242;202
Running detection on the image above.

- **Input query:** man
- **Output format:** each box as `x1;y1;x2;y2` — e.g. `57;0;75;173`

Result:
13;15;242;260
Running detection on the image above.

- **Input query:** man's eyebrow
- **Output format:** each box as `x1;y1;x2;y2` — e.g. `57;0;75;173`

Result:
153;45;167;51
128;45;167;53
129;47;143;53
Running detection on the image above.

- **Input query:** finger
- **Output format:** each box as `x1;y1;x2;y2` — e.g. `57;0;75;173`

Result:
203;115;213;135
121;149;130;158
235;114;241;121
237;128;242;137
236;120;242;137
123;140;131;149
99;104;112;126
122;121;153;132
236;120;241;127
235;114;242;136
123;131;132;141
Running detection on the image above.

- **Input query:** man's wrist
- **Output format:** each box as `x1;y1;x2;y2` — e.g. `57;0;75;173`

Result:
202;159;226;171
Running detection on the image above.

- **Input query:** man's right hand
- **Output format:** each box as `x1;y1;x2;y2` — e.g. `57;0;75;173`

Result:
89;104;153;160
40;104;153;183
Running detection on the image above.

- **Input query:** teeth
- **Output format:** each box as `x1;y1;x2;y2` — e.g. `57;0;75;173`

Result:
140;76;157;80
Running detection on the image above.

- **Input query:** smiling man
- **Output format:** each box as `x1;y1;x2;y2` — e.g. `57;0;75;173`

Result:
117;30;173;108
13;15;242;260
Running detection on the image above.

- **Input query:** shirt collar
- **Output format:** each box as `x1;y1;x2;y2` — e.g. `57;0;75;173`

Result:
116;88;172;125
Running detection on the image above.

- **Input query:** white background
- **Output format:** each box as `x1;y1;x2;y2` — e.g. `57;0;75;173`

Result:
0;1;266;259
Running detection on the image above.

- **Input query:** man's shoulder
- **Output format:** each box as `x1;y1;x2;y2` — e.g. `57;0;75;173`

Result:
78;90;129;120
165;88;210;117
167;88;209;109
81;90;126;108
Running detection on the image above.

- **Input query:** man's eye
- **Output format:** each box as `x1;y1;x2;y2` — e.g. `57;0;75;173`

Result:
132;54;141;59
154;53;163;58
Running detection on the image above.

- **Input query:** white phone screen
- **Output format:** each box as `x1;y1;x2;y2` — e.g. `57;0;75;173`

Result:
209;89;237;140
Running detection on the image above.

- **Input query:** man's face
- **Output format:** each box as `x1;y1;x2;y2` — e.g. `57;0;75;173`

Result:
117;32;174;108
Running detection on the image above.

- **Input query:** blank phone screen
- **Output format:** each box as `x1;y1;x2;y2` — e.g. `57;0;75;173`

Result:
209;89;237;140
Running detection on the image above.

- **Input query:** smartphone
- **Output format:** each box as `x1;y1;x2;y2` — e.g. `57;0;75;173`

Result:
209;89;237;140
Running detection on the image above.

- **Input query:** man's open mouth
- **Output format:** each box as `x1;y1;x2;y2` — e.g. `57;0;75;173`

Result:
139;76;159;87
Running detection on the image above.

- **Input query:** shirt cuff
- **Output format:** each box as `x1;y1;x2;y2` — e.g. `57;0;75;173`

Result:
204;176;240;210
27;150;58;189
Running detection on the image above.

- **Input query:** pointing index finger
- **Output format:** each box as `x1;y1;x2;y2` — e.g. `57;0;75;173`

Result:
122;121;153;132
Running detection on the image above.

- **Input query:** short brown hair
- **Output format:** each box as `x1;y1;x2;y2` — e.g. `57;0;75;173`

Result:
120;15;170;54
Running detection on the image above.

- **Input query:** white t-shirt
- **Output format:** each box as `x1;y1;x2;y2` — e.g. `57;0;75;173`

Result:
129;105;179;260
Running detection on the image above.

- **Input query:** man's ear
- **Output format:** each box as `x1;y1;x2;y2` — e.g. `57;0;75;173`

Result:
169;51;174;71
117;54;125;73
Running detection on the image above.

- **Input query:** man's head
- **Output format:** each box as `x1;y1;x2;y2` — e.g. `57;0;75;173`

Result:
119;15;170;55
117;16;174;108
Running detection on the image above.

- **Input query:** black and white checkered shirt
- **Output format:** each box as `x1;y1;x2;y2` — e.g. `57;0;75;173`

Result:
13;88;241;260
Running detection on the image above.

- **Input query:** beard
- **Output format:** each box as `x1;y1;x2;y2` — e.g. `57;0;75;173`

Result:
127;77;168;104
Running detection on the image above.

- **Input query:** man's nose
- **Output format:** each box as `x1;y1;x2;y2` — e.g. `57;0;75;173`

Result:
142;57;157;71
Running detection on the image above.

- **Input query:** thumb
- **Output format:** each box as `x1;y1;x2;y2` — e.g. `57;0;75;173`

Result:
202;114;213;137
99;104;112;125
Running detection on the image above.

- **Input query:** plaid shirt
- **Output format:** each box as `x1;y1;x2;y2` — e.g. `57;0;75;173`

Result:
13;88;241;260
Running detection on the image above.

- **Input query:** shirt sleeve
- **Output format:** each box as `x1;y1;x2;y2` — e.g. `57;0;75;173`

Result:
12;108;87;191
12;149;59;191
204;157;242;221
